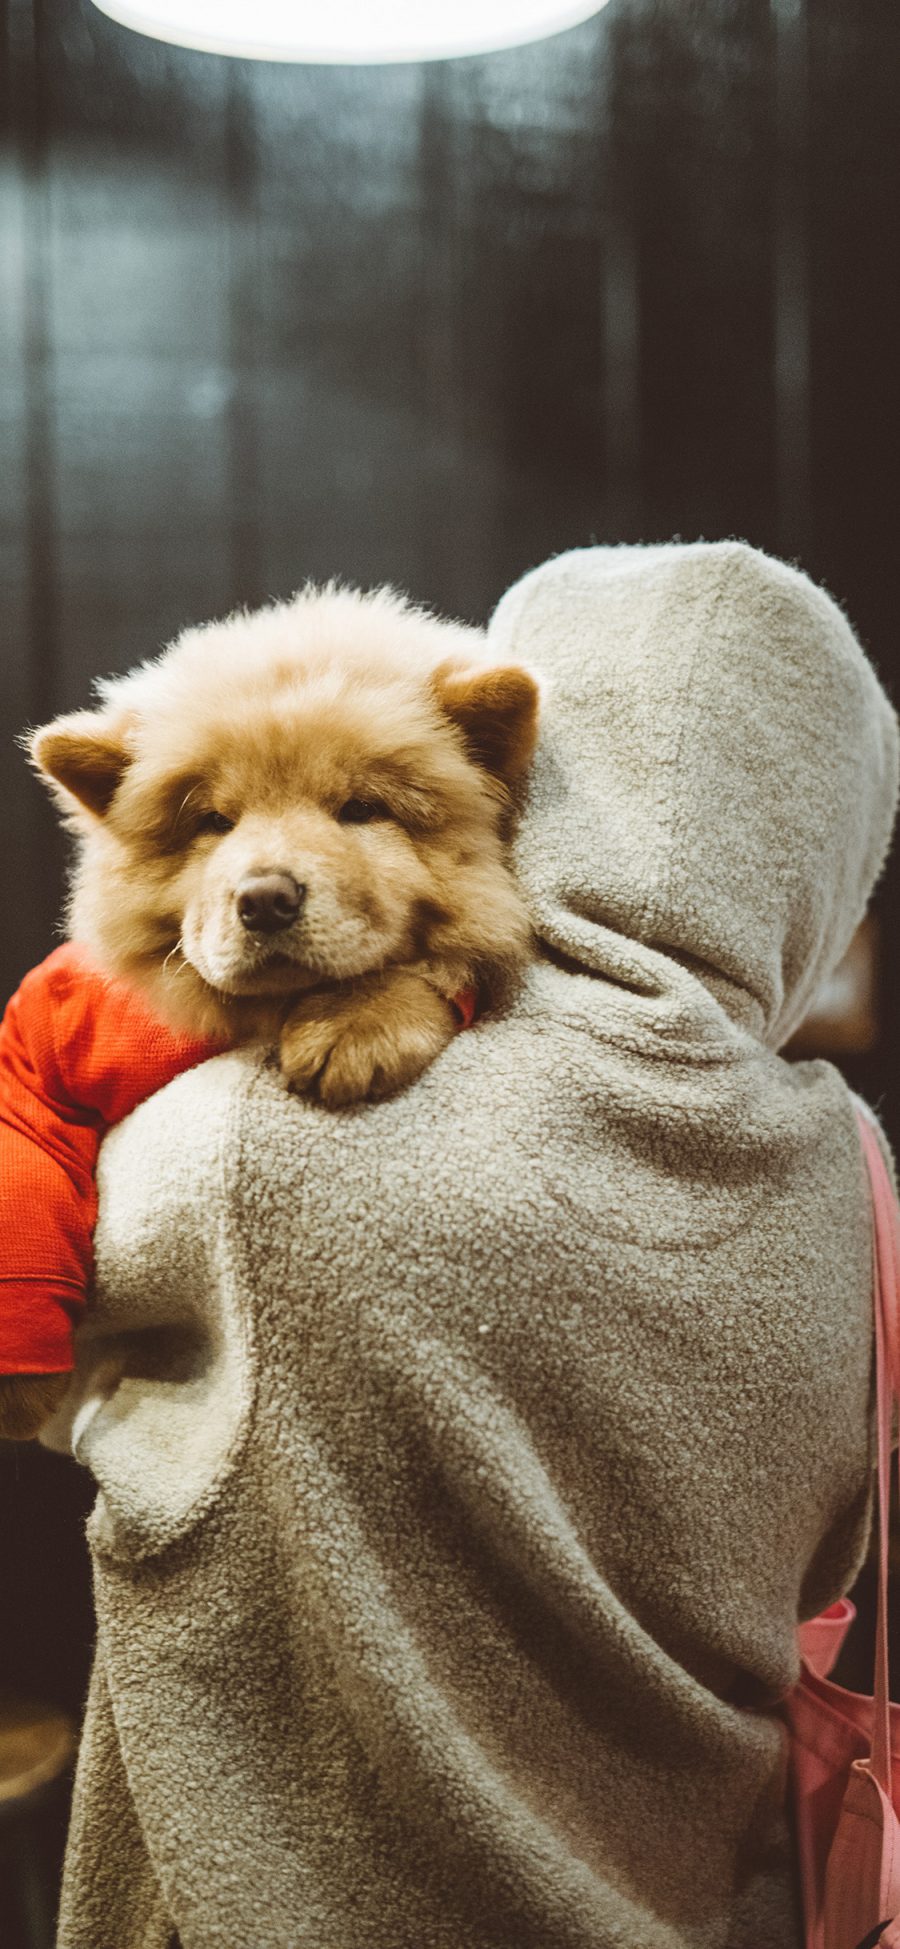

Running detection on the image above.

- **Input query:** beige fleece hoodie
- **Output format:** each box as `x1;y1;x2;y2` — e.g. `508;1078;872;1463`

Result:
51;542;898;1948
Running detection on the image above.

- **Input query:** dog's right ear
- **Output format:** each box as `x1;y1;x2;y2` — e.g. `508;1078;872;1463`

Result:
27;710;135;820
430;661;540;785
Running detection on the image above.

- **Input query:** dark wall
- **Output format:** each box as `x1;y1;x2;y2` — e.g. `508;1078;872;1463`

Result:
1;0;898;1714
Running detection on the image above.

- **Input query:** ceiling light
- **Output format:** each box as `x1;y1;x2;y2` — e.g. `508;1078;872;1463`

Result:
88;0;609;64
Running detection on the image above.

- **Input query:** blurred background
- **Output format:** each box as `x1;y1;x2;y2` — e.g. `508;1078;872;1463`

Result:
1;0;898;1938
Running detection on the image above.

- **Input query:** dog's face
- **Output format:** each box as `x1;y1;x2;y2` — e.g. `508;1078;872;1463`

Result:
29;589;539;1036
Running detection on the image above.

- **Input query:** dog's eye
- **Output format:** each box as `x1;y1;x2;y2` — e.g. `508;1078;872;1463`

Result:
337;798;384;825
198;810;235;836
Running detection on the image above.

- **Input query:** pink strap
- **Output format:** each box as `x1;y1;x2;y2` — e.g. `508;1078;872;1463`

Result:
854;1111;900;1795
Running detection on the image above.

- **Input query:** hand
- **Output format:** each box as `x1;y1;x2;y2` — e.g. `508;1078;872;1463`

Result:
0;1373;70;1441
280;970;457;1107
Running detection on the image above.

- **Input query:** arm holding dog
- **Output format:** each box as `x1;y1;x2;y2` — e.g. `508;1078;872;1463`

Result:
0;946;215;1439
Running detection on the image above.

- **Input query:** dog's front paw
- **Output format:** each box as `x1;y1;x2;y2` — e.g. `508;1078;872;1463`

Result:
280;974;456;1107
0;1373;70;1442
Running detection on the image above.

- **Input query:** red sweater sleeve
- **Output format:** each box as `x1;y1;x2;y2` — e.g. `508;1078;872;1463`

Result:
0;945;218;1375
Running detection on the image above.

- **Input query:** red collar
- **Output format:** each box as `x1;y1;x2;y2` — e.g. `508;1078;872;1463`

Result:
450;987;478;1031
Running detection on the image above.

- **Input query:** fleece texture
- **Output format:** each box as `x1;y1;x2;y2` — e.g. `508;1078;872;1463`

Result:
50;542;898;1949
0;948;473;1377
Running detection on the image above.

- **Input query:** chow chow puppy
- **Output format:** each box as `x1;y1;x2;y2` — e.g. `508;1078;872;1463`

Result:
29;584;540;1104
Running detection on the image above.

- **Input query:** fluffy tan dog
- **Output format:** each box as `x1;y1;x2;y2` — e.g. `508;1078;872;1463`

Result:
30;585;540;1103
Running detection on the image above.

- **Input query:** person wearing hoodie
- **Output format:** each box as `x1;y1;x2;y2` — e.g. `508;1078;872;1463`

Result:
45;541;898;1948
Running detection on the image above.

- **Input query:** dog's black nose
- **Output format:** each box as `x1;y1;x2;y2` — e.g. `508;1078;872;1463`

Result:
236;872;305;934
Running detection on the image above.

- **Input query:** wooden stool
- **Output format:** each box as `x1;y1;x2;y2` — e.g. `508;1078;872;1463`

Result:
0;1695;77;1949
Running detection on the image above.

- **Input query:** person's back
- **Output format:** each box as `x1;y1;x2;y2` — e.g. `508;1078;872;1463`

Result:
53;542;898;1948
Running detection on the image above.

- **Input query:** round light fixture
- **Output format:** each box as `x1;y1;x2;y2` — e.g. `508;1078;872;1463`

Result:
88;0;609;63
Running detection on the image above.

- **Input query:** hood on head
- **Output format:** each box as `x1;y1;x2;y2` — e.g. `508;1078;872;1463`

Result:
489;542;898;1047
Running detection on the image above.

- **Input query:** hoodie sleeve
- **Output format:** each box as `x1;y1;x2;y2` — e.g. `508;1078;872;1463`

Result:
0;946;217;1375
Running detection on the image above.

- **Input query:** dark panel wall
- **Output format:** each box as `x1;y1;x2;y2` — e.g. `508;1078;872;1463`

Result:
0;0;898;1734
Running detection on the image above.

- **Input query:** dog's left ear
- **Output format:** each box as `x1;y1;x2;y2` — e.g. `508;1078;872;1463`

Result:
431;662;540;784
27;709;136;820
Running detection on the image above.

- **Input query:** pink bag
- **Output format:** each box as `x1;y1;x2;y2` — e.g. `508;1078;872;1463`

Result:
784;1110;900;1949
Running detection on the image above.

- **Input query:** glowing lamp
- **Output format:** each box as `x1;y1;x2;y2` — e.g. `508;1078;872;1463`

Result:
88;0;609;64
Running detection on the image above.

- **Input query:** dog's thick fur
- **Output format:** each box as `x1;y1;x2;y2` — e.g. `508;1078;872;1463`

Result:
30;585;539;1091
1;586;539;1438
